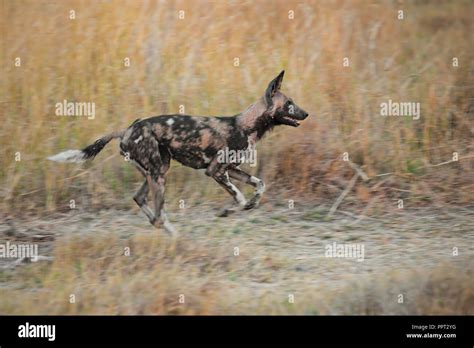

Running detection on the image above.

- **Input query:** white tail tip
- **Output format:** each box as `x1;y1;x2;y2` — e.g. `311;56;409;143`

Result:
47;150;86;163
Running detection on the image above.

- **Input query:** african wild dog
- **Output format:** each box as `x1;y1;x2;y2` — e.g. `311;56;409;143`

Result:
48;71;309;237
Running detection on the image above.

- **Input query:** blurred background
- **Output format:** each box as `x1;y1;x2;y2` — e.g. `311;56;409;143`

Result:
2;0;473;214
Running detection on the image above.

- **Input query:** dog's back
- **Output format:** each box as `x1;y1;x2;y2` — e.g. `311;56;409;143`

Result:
121;115;248;170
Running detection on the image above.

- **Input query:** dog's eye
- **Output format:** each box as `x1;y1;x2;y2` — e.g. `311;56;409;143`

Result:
285;101;292;107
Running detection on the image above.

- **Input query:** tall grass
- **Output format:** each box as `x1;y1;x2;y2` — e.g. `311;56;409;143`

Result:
2;0;473;214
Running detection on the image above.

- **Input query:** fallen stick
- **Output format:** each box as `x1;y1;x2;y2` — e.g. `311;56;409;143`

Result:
327;173;359;217
346;160;370;181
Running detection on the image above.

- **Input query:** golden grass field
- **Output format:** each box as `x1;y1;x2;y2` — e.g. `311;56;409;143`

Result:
1;0;473;315
2;0;473;212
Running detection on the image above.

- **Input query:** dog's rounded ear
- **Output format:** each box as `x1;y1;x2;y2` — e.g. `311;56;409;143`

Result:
264;70;285;107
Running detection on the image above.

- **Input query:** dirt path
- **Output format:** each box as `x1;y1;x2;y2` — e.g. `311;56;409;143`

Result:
1;205;473;314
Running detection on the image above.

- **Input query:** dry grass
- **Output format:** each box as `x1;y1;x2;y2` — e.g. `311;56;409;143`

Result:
1;0;473;214
1;228;472;315
0;207;473;315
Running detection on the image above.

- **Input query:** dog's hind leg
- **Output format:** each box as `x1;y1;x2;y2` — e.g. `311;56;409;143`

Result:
148;174;177;237
125;157;157;225
228;166;265;210
133;180;156;223
148;145;178;238
122;125;177;236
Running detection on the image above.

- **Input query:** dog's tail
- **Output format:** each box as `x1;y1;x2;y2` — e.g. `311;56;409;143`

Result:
47;130;125;163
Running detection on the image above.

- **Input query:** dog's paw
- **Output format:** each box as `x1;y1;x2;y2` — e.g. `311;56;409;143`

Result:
150;217;159;228
243;202;257;210
150;218;179;238
164;222;179;239
217;207;237;217
243;196;260;210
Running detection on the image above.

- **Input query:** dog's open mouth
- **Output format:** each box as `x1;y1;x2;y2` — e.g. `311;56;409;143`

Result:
281;116;300;127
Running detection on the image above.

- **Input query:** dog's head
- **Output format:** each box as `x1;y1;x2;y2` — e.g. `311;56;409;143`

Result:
264;70;309;127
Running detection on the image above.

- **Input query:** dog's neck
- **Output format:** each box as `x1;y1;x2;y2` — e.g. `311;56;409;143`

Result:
236;98;275;140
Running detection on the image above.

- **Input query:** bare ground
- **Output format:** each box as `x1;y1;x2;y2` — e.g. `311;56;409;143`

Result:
0;204;473;314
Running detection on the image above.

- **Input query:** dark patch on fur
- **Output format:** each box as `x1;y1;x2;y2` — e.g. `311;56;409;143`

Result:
253;111;275;140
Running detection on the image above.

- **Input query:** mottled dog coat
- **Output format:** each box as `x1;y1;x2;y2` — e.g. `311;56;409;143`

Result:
48;71;309;236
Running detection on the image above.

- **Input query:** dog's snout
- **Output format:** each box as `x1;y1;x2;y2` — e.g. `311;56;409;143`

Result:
299;110;309;119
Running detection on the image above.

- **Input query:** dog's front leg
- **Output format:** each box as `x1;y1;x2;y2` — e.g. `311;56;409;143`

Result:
228;166;265;210
204;155;222;177
211;169;247;217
